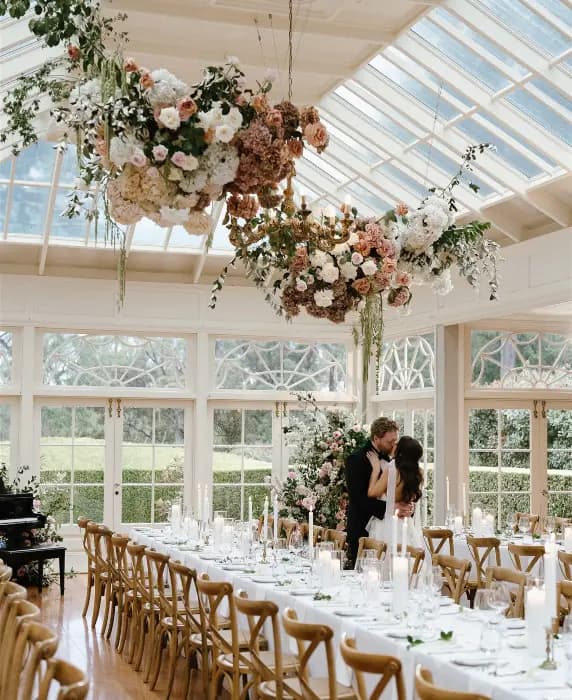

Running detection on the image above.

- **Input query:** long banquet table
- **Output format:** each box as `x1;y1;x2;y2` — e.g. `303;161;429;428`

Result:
131;528;572;700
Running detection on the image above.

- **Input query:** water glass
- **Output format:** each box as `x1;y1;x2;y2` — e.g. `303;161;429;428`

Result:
518;514;530;538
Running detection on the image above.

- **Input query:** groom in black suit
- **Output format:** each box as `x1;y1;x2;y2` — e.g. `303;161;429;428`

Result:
345;417;400;568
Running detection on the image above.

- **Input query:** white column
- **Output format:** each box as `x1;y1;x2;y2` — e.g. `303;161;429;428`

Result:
18;325;36;477
434;324;465;524
193;331;211;517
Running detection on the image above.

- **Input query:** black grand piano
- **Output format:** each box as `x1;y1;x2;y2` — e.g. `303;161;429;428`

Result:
0;491;66;595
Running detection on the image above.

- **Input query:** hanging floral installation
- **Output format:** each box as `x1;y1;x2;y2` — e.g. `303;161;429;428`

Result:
0;0;329;297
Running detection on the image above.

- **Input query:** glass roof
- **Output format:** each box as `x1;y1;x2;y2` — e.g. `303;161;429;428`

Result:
0;0;570;260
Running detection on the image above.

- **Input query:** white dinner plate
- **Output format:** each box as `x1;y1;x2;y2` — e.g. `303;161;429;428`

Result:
439;598;454;606
507;637;526;649
221;564;249;572
251;576;276;584
507;620;525;630
386;629;409;639
334;608;368;617
453;657;507;668
289;588;319;596
199;552;220;560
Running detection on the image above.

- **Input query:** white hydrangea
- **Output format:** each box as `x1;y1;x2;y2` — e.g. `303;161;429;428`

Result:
109;136;143;168
202;143;240;186
223;107;243;131
314;289;334;308
432;268;453;295
332;242;350;256
320;262;339;283
159;206;190;226
309;250;331;268
147;69;189;108
197;102;224;130
404;196;454;253
360;259;378;276
339;262;358;280
179;169;208;194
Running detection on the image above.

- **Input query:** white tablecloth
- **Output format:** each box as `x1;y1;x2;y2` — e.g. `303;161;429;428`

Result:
131;529;572;700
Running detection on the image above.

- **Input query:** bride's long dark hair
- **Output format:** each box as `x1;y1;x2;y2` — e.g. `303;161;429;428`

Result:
394;436;423;503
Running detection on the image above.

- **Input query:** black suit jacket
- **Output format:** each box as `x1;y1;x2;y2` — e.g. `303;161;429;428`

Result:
345;442;388;563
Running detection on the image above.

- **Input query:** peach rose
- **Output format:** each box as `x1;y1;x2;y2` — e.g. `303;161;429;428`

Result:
251;94;269;113
395;271;411;286
304;121;328;149
395;202;409;217
388;286;412;307
95;139;107;157
177;97;197;121
123;57;139;73
352;278;372;295
140;71;155;89
287;139;303;158
265;109;283;129
382;257;398;274
353;239;371;257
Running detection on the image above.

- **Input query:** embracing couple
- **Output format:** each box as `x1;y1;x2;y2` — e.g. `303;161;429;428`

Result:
345;417;424;567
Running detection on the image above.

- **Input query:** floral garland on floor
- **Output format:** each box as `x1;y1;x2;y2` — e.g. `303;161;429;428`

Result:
213;145;500;381
276;394;368;530
0;0;328;299
0;464;64;587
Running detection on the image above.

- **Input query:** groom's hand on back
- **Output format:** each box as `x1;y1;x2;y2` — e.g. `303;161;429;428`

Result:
396;502;414;518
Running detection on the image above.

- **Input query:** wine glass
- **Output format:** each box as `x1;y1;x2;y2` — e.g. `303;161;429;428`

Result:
474;588;494;623
543;515;556;537
289;527;303;558
488;582;510;622
517;514;530;538
506;513;517;538
430;566;443;597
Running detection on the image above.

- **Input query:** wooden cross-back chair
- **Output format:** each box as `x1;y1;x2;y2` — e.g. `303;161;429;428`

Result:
508;543;544;575
423;528;454;556
119;541;146;662
234;591;298;699
141;549;170;684
558;580;572;620
37;658;89;700
9;620;58;700
0;599;40;697
281;607;356;700
484;566;526;619
432;554;472;605
324;529;347;552
415;666;490;700
0;581;27;641
356;537;386;561
340;636;406;700
465;536;501;606
558;550;572;581
102;533;129;643
281;519;298;545
84;523;112;629
513;513;540;536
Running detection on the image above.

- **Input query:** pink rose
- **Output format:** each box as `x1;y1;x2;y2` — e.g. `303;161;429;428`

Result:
123;57;139;73
140;71;154;89
265;109;283;129
395;271;411;286
388;286;412;307
377;239;396;258
177;97;197;121
129;149;147;168
287;471;296;479
171;151;188;168
383;258;398;274
351;252;363;266
352;278;372;295
332;430;342;439
395;202;409;216
304;121;329;149
152;144;168;162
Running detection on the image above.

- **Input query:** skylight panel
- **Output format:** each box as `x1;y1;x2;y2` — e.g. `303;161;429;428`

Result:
13;142;55;183
131;218;169;248
321;118;382;165
377;163;429;199
8;185;49;234
168;226;204;249
411;18;512;92
50;189;86;239
59;145;80;186
506;89;572;146
0;158;11;180
412;143;499;198
528;78;572;115
535;0;572;25
455;117;544;177
477;0;571;56
431;7;529;80
345;181;391;212
209;217;233;252
369;56;461;120
334;85;417;144
0;184;6;231
303;149;348;183
476;113;557;168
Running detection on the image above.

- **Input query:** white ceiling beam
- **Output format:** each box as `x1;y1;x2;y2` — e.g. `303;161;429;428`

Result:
525;190;572;228
446;0;572;95
38;147;64;275
193;201;225;284
396;35;572;169
478;205;523;242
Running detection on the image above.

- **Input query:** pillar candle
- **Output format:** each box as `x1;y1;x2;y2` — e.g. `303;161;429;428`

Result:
472;507;482;534
544;542;558;627
564;527;572;552
453;515;463;535
213;513;224;547
197;484;202;521
248;496;253;527
171;502;181;535
309;507;314;561
526;586;546;657
263;496;269;543
273;495;278;541
392;510;398;557
446;477;450;512
401;518;407;556
392;556;409;616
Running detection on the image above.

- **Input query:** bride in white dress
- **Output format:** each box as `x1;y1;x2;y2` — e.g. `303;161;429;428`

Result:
365;435;424;550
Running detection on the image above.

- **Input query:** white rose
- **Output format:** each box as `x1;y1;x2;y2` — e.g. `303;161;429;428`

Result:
340;262;358;280
198;103;223;130
158;106;181;130
295;279;307;292
309;250;331;268
215;124;235;143
320;262;339;283
348;231;360;246
224;107;243;130
314;290;334;308
360;259;378;276
332;242;350;256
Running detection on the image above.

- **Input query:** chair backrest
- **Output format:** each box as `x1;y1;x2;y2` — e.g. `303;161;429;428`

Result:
508;543;544;575
340;636;406;700
558;580;572;618
415;666;490;700
37;658;89;700
87;523;112;573
168;559;198;634
432;554;471;604
76;517;91;556
324;529;347;551
405;545;425;580
281;519;298;545
559;550;572;581
110;534;129;583
235;591;285;688
144;549;170;615
514;513;540;535
195;575;241;669
0;599;40;695
484;566;526;618
356;537;386;560
10;620;58;700
282;607;338;700
0;581;27;640
466;537;501;586
423;528;454;556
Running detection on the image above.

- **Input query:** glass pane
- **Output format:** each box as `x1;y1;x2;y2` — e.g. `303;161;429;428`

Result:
73;446;105;483
214;409;242;445
14;142;56;181
39;486;70;525
213;485;242;520
244;485;271;521
213;447;242;484
243;447;272;484
73;485;103;522
59;145;79;185
548;490;572;518
469;469;497;494
50;190;86;239
469;452;498;468
154;485;184;522
469;409;498;449
155;447;184;483
379;333;435;392
123;408;153;444
155;408;184;444
0;158;11;180
244;410;272;445
470;492;498;516
0;404;10;443
8;185;49;235
122;485;152;523
75;407;104;441
40;448;72;483
500;409;530;449
0;184;6;232
547;409;572;450
500;493;530;525
501;470;530;491
507;89;572;145
41;407;72;441
0;331;12;384
122;446;153;484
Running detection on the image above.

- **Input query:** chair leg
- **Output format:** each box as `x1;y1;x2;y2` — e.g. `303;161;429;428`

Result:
134;614;148;671
91;574;103;628
149;627;164;689
105;593;116;640
163;630;179;698
81;572;93;618
117;598;131;653
143;615;157;682
101;580;113;636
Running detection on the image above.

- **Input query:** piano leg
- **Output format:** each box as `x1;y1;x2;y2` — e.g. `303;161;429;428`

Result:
59;552;65;596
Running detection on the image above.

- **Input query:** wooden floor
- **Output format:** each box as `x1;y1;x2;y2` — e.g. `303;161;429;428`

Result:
28;574;199;700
